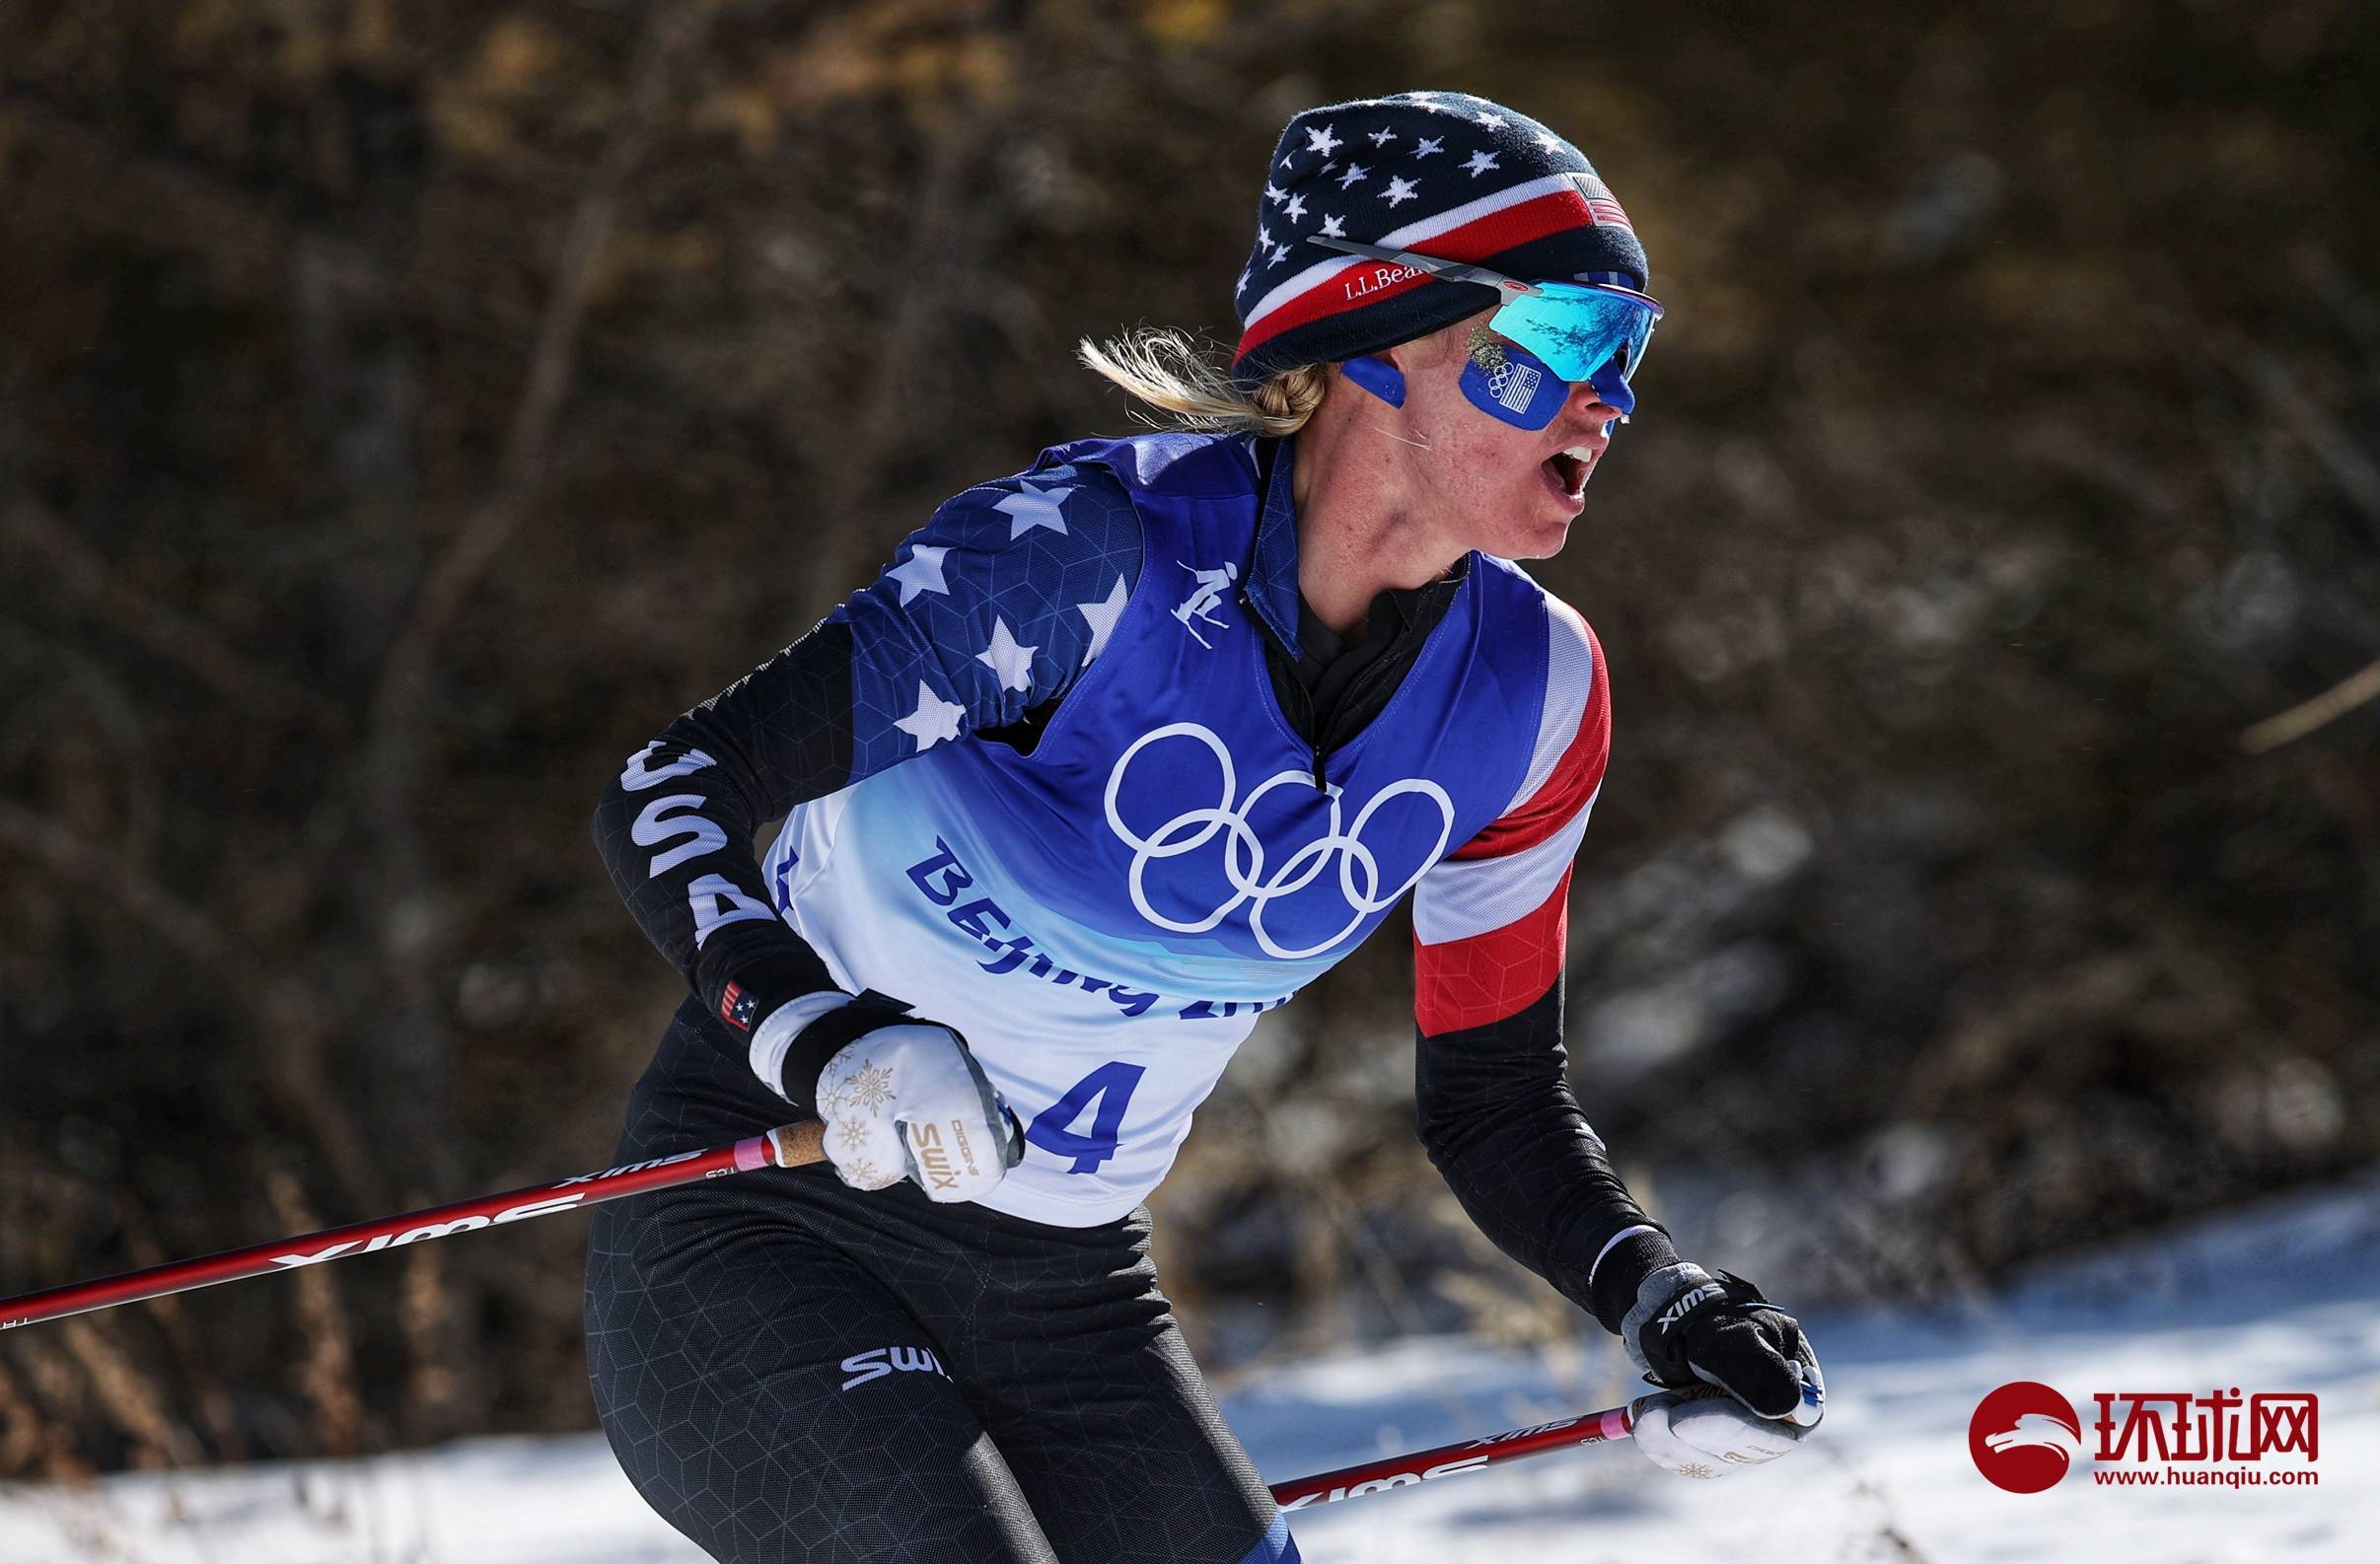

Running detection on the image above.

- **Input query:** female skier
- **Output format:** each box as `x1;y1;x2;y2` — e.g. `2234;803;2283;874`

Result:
586;92;1823;1564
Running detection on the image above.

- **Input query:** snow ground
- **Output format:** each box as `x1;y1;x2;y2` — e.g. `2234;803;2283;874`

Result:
3;1174;2374;1564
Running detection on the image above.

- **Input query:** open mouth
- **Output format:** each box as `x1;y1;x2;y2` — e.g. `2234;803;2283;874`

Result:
1542;446;1592;502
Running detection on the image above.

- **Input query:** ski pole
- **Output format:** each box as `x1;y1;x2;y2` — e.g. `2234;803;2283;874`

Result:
9;1124;1645;1509
0;1122;827;1331
1268;1402;1636;1510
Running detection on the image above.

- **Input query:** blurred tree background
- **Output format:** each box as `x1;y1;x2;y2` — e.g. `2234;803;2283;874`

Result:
2;0;2374;1477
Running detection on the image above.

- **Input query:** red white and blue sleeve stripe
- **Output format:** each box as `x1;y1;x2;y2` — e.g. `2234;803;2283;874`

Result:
1410;596;1609;1035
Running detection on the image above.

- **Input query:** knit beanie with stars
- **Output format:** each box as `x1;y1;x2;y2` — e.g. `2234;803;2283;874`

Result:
1229;90;1649;386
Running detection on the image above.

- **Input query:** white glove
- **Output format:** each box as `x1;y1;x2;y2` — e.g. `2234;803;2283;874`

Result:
1630;1386;1816;1479
813;1022;1021;1203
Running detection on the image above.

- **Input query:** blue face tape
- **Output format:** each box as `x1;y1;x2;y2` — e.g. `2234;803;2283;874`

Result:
1587;354;1635;417
1460;333;1570;430
1340;354;1406;407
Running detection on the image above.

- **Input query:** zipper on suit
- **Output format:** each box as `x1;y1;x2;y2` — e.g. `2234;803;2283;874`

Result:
1249;587;1330;791
1294;675;1328;792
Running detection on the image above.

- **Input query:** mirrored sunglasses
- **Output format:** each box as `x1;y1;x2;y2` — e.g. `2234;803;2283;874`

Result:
1309;235;1663;388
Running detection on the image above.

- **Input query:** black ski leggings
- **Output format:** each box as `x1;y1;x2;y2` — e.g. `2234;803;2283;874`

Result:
585;999;1297;1564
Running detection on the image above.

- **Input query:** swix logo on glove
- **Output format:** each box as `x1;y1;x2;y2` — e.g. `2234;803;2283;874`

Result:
908;1120;983;1192
816;1024;1017;1204
1655;1280;1728;1331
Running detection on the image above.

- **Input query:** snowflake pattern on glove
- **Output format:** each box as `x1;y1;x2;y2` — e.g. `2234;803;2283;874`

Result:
844;1060;898;1116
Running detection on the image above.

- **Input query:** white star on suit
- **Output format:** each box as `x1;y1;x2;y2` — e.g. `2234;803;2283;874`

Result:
1305;123;1342;157
887;543;950;605
1076;576;1129;666
894;681;965;750
994;481;1073;538
1382;176;1418;206
1475;110;1506;128
1367;127;1397;147
1534;131;1564;155
1462;149;1500;178
975;617;1038;692
1282;192;1307;222
1264;181;1287;205
1413;136;1445;158
1318;213;1345;238
1335;163;1368;189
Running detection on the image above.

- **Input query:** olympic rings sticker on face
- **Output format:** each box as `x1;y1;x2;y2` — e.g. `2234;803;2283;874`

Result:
1103;723;1455;960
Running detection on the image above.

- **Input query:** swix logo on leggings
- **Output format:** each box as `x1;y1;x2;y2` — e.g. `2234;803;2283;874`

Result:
839;1345;951;1391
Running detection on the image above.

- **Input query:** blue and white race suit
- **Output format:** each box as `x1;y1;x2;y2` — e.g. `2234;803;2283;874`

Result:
597;429;1656;1275
586;428;1679;1564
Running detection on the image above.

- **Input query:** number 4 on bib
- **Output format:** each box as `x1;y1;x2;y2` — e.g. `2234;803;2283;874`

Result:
1024;1061;1146;1173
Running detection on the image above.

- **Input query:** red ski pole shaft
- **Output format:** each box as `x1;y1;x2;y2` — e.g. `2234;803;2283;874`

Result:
1268;1401;1636;1512
0;1121;827;1332
12;1122;1637;1512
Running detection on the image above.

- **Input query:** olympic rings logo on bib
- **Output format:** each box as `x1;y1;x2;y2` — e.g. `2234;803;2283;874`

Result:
1103;723;1455;960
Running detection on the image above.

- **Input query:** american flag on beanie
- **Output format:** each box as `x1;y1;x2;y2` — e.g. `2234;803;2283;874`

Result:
1229;91;1648;386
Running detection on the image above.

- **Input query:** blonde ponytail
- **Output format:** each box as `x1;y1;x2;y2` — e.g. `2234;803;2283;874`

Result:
1076;327;1328;438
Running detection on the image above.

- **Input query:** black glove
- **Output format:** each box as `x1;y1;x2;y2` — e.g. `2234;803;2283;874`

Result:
1621;1263;1825;1427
